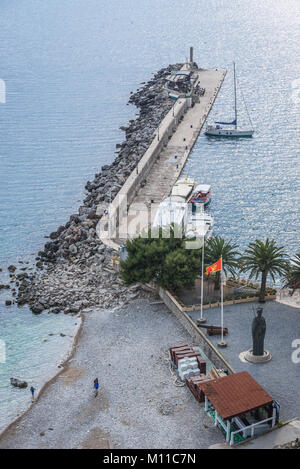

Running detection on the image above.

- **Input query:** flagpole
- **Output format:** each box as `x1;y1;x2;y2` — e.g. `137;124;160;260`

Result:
221;268;224;342
218;260;227;348
197;235;206;324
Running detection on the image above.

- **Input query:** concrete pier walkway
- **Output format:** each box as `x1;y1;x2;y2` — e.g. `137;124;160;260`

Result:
98;67;226;247
126;68;225;238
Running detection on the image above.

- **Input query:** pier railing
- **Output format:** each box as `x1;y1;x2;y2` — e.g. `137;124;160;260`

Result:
230;415;275;446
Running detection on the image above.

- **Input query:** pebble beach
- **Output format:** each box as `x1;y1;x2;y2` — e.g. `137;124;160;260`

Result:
0;300;223;449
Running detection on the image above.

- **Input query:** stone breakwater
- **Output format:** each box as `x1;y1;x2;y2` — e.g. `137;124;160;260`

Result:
3;64;182;315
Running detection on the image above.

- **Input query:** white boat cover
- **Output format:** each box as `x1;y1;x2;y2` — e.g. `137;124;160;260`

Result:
193;184;211;194
185;210;214;239
153;197;188;229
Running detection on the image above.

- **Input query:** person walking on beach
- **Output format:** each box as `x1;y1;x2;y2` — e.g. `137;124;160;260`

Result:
93;378;99;398
30;386;35;402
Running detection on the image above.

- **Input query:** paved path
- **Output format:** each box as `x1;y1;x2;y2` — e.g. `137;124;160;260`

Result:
210;419;300;449
188;300;300;422
0;300;222;449
240;419;300;449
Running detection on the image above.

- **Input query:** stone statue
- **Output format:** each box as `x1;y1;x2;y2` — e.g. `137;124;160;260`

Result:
252;307;266;356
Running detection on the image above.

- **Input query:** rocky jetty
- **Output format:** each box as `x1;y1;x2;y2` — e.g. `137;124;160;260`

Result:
10;64;182;314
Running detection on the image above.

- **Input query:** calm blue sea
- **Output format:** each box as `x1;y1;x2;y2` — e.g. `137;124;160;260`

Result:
0;0;299;431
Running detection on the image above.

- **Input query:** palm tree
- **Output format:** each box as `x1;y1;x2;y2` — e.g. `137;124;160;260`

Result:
284;253;300;294
205;236;240;290
240;238;287;302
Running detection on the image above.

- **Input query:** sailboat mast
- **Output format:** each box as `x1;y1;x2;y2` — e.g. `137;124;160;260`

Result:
233;62;237;129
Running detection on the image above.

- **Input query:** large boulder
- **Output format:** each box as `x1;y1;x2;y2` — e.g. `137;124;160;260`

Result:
69;244;78;255
31;302;44;314
87;210;97;220
10;378;28;389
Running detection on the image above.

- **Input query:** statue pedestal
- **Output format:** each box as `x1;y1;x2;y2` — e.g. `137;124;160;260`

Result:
217;341;227;348
242;349;272;363
197;317;207;324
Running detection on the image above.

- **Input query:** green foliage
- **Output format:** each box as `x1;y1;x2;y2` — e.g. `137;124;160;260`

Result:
284;253;300;293
159;248;201;290
120;225;201;290
240;238;287;281
205;236;240;289
239;238;287;302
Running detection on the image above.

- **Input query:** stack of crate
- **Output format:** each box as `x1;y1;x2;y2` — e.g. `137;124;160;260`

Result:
186;374;212;402
169;343;208;382
169;344;204;368
195;352;206;375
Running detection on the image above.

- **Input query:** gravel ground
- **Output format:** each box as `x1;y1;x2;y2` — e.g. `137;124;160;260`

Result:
189;300;300;422
0;299;222;449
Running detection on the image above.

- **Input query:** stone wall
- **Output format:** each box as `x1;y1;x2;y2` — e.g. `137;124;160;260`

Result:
119;98;188;206
159;287;235;374
98;98;188;242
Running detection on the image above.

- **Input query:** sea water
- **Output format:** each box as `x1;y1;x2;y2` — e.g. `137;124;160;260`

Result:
0;0;299;430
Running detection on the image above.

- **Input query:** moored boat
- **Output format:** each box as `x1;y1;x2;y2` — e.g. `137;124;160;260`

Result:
205;62;254;138
189;184;211;205
185;204;214;240
205;125;254;137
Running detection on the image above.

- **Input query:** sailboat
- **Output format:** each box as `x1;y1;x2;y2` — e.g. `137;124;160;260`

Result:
205;62;254;137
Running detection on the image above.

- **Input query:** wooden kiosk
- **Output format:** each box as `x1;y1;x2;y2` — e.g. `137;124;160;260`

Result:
199;371;278;445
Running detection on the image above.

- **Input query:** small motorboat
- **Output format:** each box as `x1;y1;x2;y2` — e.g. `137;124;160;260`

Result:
189;184;211;205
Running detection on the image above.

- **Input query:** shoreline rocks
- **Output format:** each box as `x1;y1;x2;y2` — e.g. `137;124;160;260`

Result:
9;64;181;314
10;378;28;389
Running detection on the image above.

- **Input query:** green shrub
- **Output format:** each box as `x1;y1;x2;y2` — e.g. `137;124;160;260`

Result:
120;225;202;290
224;296;233;302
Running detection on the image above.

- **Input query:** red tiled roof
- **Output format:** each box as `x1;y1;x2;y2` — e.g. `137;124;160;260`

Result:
199;371;273;420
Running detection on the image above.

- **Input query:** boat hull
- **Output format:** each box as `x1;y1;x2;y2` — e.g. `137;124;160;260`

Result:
205;128;254;137
189;196;210;205
188;185;211;205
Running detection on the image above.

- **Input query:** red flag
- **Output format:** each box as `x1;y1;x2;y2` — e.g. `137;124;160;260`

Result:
206;257;222;275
